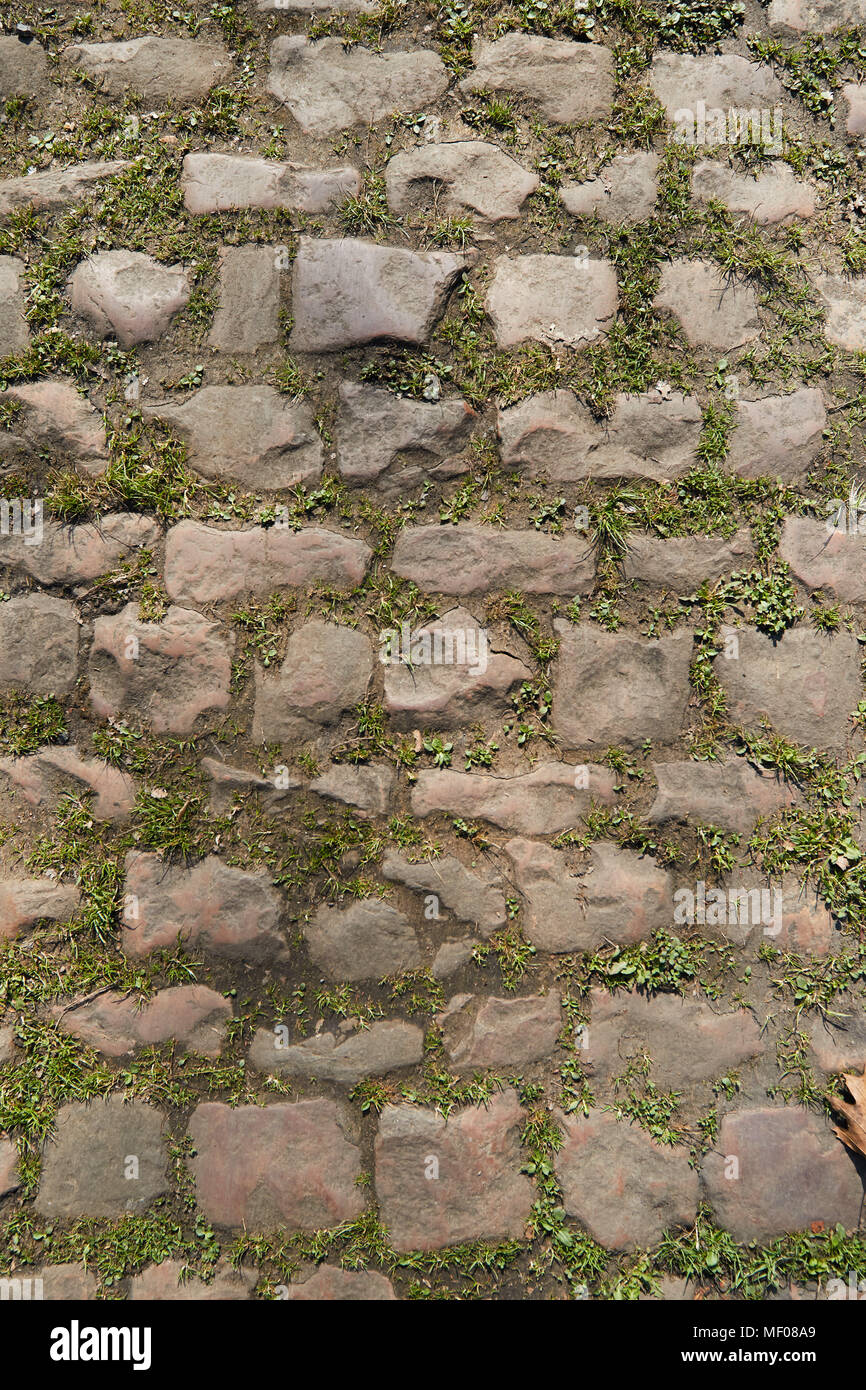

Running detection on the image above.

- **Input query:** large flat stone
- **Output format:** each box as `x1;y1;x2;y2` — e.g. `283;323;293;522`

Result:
181;153;360;214
815;274;866;351
268;37;449;136
560;153;659;223
36;1097;169;1218
64;37;231;102
189;1100;364;1230
0;746;137;822
0;878;81;941
164;522;370;605
253;621;373;742
0;255;30;356
144;386;322;489
623;531;753;589
381;847;507;936
410;762;616;835
290;238;463;352
337;382;475;490
780;516;866;601
284;1266;396;1300
726;388;827;481
207;245;280;353
0;34;48;100
585;988;764;1088
249;1019;423;1083
460;35;615;123
0;514;158;586
385;140;538;222
129;1261;256;1300
555;1109;699;1250
486;255;617;349
651;52;785;118
692;161;815;225
89;604;234;735
498;388;702;482
714;627;861;753
551;624;694;748
382;605;530;730
122;852;285;963
0;161;129;218
768;0;866;32
647;756;800;835
654;259;760;349
391;523;594;595
374;1089;533;1250
53;986;232;1058
0;595;78;696
0;379;108;475
702;1107;864;1241
503;837;585;954
304;899;420;981
310;764;394;816
440;991;561;1069
68;251;190;348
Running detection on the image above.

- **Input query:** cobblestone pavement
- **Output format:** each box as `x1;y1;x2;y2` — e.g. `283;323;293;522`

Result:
2;0;866;1304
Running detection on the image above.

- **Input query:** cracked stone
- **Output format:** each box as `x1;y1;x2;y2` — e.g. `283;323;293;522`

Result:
584;988;764;1088
381;846;507;936
164;521;369;604
702;1107;864;1241
201;757;301;814
144;386;322;489
551;623;694;748
382;605;531;730
0;595;78;696
305;899;420;981
336;382;475;490
555;1108;699;1250
310;764;395;816
181;152;360;214
248;1019;424;1083
53;986;232;1058
374;1089;533;1250
780;515;866;601
439;991;561;1069
714;626;861;753
89;603;234;735
560;152;659;223
498;388;703;482
410;762;616;835
486;254;617;349
69;251;191;348
189;1099;364;1230
391;523;594;595
253;621;373;743
290;237;463;352
385;140;539;222
460;35;615;123
36;1097;169;1218
64;37;232;102
654;259;761;348
122;852;285;963
726;388;828;481
268;37;449;136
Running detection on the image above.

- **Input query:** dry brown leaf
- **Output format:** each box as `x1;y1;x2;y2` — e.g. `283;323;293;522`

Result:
826;1065;866;1157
